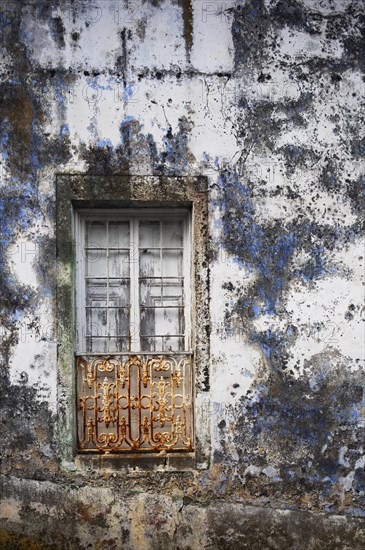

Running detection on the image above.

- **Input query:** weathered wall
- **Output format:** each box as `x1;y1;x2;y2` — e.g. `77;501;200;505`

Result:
0;0;364;548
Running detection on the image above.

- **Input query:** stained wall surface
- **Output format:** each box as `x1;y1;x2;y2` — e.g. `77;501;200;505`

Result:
0;0;364;548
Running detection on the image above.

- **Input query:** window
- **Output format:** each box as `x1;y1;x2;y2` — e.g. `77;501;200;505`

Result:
75;209;191;354
56;175;210;468
75;209;194;453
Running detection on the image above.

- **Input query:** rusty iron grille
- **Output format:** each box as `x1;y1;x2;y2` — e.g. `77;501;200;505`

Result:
76;353;193;453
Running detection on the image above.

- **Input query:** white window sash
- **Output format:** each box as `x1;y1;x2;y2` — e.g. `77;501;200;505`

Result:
75;208;191;354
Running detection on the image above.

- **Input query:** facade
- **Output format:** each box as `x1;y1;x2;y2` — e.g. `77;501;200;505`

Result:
0;0;364;548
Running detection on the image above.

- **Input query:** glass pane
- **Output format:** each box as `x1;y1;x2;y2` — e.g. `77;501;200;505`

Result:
140;279;161;306
107;336;129;353
86;250;107;277
109;279;130;307
86;221;106;248
86;337;107;353
163;336;184;352
162;221;183;247
162;280;183;306
140;307;155;340
162;250;183;277
108;308;129;337
108;221;129;248
86;279;107;306
109;250;129;277
140;336;162;352
86;307;108;338
154;306;182;337
139;221;160;248
140;250;161;277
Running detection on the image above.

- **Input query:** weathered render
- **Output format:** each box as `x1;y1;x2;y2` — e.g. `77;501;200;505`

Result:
0;0;364;548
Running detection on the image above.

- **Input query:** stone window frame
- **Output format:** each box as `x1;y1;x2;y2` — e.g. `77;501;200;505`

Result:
56;175;210;471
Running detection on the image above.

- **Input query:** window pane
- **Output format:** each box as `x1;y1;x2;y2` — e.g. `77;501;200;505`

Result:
162;336;184;352
140;336;162;352
107;337;129;353
109;250;129;277
162;279;183;306
86;336;107;353
140;307;155;342
86;307;108;338
141;305;183;335
109;279;130;307
139;221;160;248
140;279;161;306
108;308;129;337
86;279;107;307
86;221;106;248
108;221;129;248
140;250;161;277
162;250;183;277
86;250;107;277
155;306;183;336
162;221;183;247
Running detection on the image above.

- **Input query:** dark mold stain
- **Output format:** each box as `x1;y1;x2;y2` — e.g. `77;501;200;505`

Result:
271;0;321;35
343;11;365;71
232;352;364;511
71;31;80;42
231;0;272;69
180;0;193;62
49;16;66;49
148;116;195;174
81;115;195;176
237;93;315;154
0;370;57;479
0;2;70;483
216;166;362;376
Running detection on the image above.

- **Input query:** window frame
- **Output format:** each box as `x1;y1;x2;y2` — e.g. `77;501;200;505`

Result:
56;175;210;470
75;208;192;355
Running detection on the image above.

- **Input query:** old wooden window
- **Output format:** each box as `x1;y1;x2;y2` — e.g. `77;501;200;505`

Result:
75;208;193;454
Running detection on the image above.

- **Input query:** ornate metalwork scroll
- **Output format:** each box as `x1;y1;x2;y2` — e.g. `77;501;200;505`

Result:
76;353;193;453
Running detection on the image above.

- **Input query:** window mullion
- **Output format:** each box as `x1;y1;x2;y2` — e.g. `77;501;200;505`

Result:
160;220;163;352
106;221;109;353
130;218;140;352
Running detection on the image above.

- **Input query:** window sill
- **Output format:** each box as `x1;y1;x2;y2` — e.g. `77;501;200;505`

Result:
69;453;207;473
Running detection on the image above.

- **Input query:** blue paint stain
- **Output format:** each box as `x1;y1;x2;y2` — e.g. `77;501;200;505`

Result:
13;310;22;321
85;79;112;92
19;27;31;42
0;120;10;160
123;83;136;101
121;116;135;125
0;9;12;31
216;171;328;322
162;130;173;154
119;117;138;147
95;138;113;148
52;78;67;107
60;124;69;136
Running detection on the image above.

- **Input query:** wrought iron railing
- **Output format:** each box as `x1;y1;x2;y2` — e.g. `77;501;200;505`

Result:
76;353;193;453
